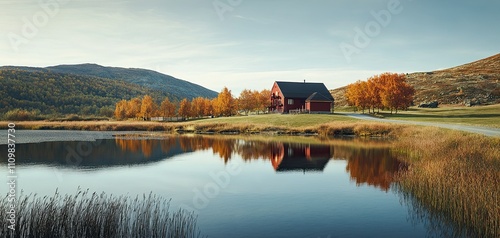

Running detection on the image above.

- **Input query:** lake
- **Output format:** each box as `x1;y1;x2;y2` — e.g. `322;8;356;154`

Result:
1;130;450;237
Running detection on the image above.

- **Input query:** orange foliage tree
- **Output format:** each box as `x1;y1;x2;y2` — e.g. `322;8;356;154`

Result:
236;89;270;115
256;89;270;114
203;98;213;116
191;97;207;118
159;97;176;118
214;87;236;117
238;89;255;115
178;98;192;118
377;73;414;113
346;80;370;113
346;73;414;114
139;95;158;120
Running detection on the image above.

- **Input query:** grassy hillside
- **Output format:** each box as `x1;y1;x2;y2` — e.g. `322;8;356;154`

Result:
407;54;500;105
0;69;169;116
331;53;500;107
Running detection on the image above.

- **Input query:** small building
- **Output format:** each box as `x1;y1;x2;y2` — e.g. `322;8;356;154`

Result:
269;81;334;113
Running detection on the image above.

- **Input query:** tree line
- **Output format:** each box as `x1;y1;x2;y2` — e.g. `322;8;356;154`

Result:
345;72;415;114
114;87;271;120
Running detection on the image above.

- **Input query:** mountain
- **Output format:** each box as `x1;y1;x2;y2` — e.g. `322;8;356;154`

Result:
46;64;218;99
331;53;500;107
0;68;168;116
0;64;217;116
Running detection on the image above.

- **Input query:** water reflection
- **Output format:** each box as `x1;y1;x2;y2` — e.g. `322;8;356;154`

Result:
0;135;405;191
270;143;331;172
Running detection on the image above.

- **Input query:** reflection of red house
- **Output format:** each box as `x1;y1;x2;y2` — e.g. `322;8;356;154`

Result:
270;81;334;113
271;143;332;173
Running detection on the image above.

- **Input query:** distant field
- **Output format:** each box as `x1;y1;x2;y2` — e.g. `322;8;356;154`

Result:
190;113;359;128
381;104;500;128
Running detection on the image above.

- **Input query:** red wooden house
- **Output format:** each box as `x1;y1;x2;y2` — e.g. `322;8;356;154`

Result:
269;81;334;113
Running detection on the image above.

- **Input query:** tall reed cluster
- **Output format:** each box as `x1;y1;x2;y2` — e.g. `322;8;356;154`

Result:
395;127;499;237
0;190;203;238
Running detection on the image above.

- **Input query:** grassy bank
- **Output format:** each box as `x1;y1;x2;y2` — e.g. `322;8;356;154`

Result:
0;190;203;238
395;127;500;237
382;104;500;128
0;114;401;137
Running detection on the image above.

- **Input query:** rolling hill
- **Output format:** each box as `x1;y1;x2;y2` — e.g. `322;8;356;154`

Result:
45;64;217;99
331;53;500;107
0;64;218;117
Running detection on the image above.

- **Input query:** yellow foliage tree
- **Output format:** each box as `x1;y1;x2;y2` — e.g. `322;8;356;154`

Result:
214;87;236;117
139;95;158;120
126;97;142;119
114;100;128;120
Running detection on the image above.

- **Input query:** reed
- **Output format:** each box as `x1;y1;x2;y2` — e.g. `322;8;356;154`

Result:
395;127;500;237
0;190;204;238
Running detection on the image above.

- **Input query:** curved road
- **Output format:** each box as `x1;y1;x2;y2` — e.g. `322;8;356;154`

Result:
341;113;500;137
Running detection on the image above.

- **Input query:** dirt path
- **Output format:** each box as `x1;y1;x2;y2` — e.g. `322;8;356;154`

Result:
342;113;500;137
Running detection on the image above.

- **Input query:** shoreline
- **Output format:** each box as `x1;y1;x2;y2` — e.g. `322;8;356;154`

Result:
0;120;403;137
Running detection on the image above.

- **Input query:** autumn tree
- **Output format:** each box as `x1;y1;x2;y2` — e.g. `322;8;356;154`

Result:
366;76;383;113
203;98;213;116
114;100;128;120
139;95;158;120
238;89;255;115
126;97;142;119
346;80;369;113
256;89;271;114
178;98;192;119
346;73;415;114
159;97;176;118
214;87;236;117
191;97;207;118
377;73;414;113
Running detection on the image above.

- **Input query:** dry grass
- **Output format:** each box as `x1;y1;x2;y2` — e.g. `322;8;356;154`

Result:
0;190;203;238
0;114;402;137
395;127;500;237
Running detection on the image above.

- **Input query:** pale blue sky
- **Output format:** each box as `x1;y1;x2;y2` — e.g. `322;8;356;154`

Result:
1;0;499;94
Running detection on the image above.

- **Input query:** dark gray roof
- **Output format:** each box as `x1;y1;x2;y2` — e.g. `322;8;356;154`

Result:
306;92;334;102
276;81;334;101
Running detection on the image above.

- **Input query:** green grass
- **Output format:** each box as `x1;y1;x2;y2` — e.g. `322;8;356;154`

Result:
381;104;500;128
191;113;359;128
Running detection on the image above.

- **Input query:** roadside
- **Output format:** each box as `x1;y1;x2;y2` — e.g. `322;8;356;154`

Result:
340;113;500;137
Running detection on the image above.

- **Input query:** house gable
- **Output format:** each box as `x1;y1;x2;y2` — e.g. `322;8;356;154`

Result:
270;81;334;113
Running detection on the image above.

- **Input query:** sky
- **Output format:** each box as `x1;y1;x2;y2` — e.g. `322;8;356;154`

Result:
1;0;499;95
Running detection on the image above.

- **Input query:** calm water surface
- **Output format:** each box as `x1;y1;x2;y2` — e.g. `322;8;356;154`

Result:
0;130;445;237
